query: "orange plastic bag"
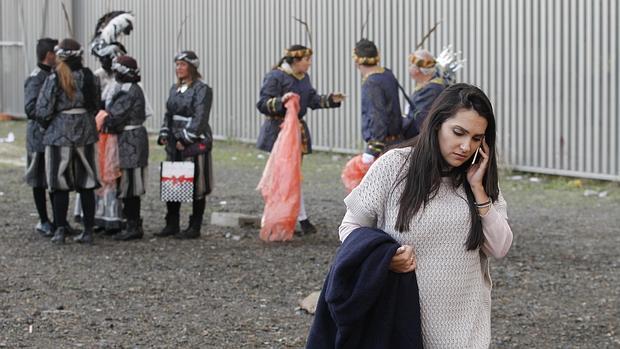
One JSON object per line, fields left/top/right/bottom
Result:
{"left": 341, "top": 154, "right": 371, "bottom": 193}
{"left": 257, "top": 95, "right": 302, "bottom": 242}
{"left": 96, "top": 109, "right": 121, "bottom": 196}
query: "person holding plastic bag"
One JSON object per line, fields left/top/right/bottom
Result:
{"left": 256, "top": 44, "right": 344, "bottom": 235}
{"left": 340, "top": 39, "right": 402, "bottom": 193}
{"left": 156, "top": 51, "right": 213, "bottom": 239}
{"left": 99, "top": 56, "right": 149, "bottom": 241}
{"left": 257, "top": 95, "right": 302, "bottom": 242}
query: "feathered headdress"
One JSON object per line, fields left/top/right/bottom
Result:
{"left": 435, "top": 45, "right": 465, "bottom": 84}
{"left": 90, "top": 11, "right": 135, "bottom": 58}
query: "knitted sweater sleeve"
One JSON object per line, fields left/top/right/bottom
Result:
{"left": 340, "top": 149, "right": 404, "bottom": 241}
{"left": 480, "top": 190, "right": 513, "bottom": 259}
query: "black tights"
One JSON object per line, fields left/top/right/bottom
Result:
{"left": 53, "top": 189, "right": 95, "bottom": 228}
{"left": 32, "top": 188, "right": 53, "bottom": 223}
{"left": 166, "top": 198, "right": 206, "bottom": 217}
{"left": 122, "top": 196, "right": 141, "bottom": 221}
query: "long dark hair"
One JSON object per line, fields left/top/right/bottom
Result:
{"left": 55, "top": 39, "right": 83, "bottom": 100}
{"left": 394, "top": 83, "right": 499, "bottom": 250}
{"left": 273, "top": 44, "right": 307, "bottom": 69}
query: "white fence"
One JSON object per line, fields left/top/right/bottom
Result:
{"left": 1, "top": 0, "right": 618, "bottom": 180}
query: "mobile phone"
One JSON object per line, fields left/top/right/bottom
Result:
{"left": 471, "top": 147, "right": 481, "bottom": 165}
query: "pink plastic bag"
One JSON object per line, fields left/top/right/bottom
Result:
{"left": 341, "top": 154, "right": 371, "bottom": 193}
{"left": 95, "top": 110, "right": 109, "bottom": 132}
{"left": 257, "top": 95, "right": 302, "bottom": 242}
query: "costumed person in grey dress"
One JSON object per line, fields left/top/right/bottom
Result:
{"left": 156, "top": 51, "right": 213, "bottom": 239}
{"left": 100, "top": 56, "right": 149, "bottom": 241}
{"left": 256, "top": 44, "right": 344, "bottom": 234}
{"left": 35, "top": 38, "right": 101, "bottom": 244}
{"left": 339, "top": 84, "right": 513, "bottom": 347}
{"left": 24, "top": 38, "right": 57, "bottom": 237}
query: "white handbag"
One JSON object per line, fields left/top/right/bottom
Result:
{"left": 160, "top": 161, "right": 195, "bottom": 202}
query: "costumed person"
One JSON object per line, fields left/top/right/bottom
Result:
{"left": 99, "top": 56, "right": 149, "bottom": 241}
{"left": 156, "top": 51, "right": 213, "bottom": 239}
{"left": 24, "top": 38, "right": 57, "bottom": 237}
{"left": 35, "top": 39, "right": 101, "bottom": 244}
{"left": 73, "top": 10, "right": 135, "bottom": 232}
{"left": 402, "top": 44, "right": 464, "bottom": 140}
{"left": 256, "top": 43, "right": 344, "bottom": 235}
{"left": 401, "top": 49, "right": 448, "bottom": 140}
{"left": 338, "top": 84, "right": 513, "bottom": 347}
{"left": 352, "top": 39, "right": 402, "bottom": 165}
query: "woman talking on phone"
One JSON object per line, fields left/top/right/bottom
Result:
{"left": 338, "top": 83, "right": 513, "bottom": 347}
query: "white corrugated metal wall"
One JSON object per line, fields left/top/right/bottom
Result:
{"left": 1, "top": 0, "right": 618, "bottom": 180}
{"left": 0, "top": 0, "right": 72, "bottom": 115}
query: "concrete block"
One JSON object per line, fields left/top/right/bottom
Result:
{"left": 211, "top": 212, "right": 261, "bottom": 228}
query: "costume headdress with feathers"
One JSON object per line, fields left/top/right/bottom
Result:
{"left": 409, "top": 21, "right": 466, "bottom": 84}
{"left": 90, "top": 11, "right": 135, "bottom": 59}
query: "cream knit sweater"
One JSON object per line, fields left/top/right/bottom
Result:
{"left": 340, "top": 148, "right": 513, "bottom": 349}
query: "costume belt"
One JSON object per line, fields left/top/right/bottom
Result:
{"left": 173, "top": 115, "right": 192, "bottom": 122}
{"left": 62, "top": 108, "right": 87, "bottom": 114}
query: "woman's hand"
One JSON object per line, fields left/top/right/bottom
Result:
{"left": 176, "top": 141, "right": 185, "bottom": 151}
{"left": 467, "top": 138, "right": 490, "bottom": 189}
{"left": 95, "top": 110, "right": 108, "bottom": 132}
{"left": 282, "top": 92, "right": 296, "bottom": 103}
{"left": 157, "top": 135, "right": 168, "bottom": 146}
{"left": 389, "top": 245, "right": 416, "bottom": 273}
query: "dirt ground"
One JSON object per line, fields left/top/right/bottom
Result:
{"left": 0, "top": 120, "right": 618, "bottom": 348}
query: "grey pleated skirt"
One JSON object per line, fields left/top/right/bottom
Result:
{"left": 45, "top": 144, "right": 100, "bottom": 192}
{"left": 118, "top": 167, "right": 148, "bottom": 198}
{"left": 24, "top": 151, "right": 47, "bottom": 188}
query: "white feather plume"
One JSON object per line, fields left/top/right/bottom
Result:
{"left": 97, "top": 12, "right": 134, "bottom": 44}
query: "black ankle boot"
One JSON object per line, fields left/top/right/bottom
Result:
{"left": 175, "top": 215, "right": 201, "bottom": 239}
{"left": 299, "top": 219, "right": 317, "bottom": 235}
{"left": 114, "top": 219, "right": 143, "bottom": 241}
{"left": 63, "top": 223, "right": 79, "bottom": 236}
{"left": 51, "top": 227, "right": 66, "bottom": 244}
{"left": 74, "top": 227, "right": 94, "bottom": 244}
{"left": 155, "top": 213, "right": 179, "bottom": 237}
{"left": 36, "top": 221, "right": 55, "bottom": 237}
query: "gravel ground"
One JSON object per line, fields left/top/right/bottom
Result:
{"left": 0, "top": 120, "right": 618, "bottom": 348}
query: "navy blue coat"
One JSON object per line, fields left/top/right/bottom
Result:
{"left": 361, "top": 69, "right": 402, "bottom": 156}
{"left": 306, "top": 227, "right": 423, "bottom": 349}
{"left": 256, "top": 67, "right": 340, "bottom": 154}
{"left": 402, "top": 75, "right": 447, "bottom": 139}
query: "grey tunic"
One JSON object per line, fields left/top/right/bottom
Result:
{"left": 35, "top": 69, "right": 100, "bottom": 147}
{"left": 24, "top": 64, "right": 53, "bottom": 153}
{"left": 104, "top": 82, "right": 149, "bottom": 169}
